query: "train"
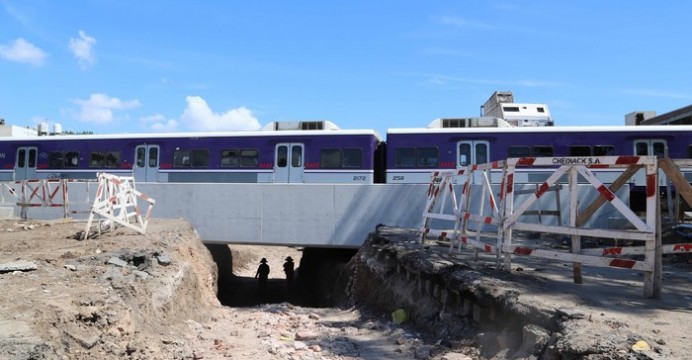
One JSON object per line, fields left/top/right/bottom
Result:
{"left": 1, "top": 117, "right": 691, "bottom": 187}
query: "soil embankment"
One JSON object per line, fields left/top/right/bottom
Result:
{"left": 344, "top": 225, "right": 692, "bottom": 359}
{"left": 1, "top": 218, "right": 690, "bottom": 359}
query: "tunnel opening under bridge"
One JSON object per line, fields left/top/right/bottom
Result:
{"left": 205, "top": 244, "right": 358, "bottom": 307}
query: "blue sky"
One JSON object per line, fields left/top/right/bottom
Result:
{"left": 1, "top": 1, "right": 691, "bottom": 136}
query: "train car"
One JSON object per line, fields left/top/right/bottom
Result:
{"left": 385, "top": 117, "right": 692, "bottom": 185}
{"left": 0, "top": 121, "right": 384, "bottom": 184}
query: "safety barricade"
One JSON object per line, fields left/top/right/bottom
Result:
{"left": 420, "top": 171, "right": 463, "bottom": 243}
{"left": 503, "top": 155, "right": 660, "bottom": 298}
{"left": 420, "top": 161, "right": 507, "bottom": 263}
{"left": 420, "top": 156, "right": 673, "bottom": 298}
{"left": 0, "top": 179, "right": 97, "bottom": 219}
{"left": 82, "top": 173, "right": 155, "bottom": 239}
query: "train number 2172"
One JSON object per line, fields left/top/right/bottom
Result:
{"left": 352, "top": 176, "right": 367, "bottom": 181}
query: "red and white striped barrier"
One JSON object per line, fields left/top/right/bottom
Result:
{"left": 83, "top": 173, "right": 155, "bottom": 239}
{"left": 420, "top": 161, "right": 507, "bottom": 259}
{"left": 0, "top": 179, "right": 98, "bottom": 219}
{"left": 421, "top": 156, "right": 666, "bottom": 298}
{"left": 501, "top": 156, "right": 660, "bottom": 297}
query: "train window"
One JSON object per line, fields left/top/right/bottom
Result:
{"left": 634, "top": 142, "right": 649, "bottom": 156}
{"left": 395, "top": 147, "right": 416, "bottom": 167}
{"left": 105, "top": 151, "right": 120, "bottom": 167}
{"left": 476, "top": 143, "right": 488, "bottom": 164}
{"left": 221, "top": 149, "right": 239, "bottom": 167}
{"left": 174, "top": 149, "right": 208, "bottom": 168}
{"left": 28, "top": 149, "right": 37, "bottom": 168}
{"left": 532, "top": 146, "right": 553, "bottom": 157}
{"left": 65, "top": 151, "right": 79, "bottom": 167}
{"left": 417, "top": 147, "right": 438, "bottom": 167}
{"left": 342, "top": 148, "right": 362, "bottom": 168}
{"left": 503, "top": 106, "right": 520, "bottom": 112}
{"left": 277, "top": 146, "right": 288, "bottom": 167}
{"left": 17, "top": 149, "right": 25, "bottom": 168}
{"left": 634, "top": 140, "right": 667, "bottom": 158}
{"left": 136, "top": 147, "right": 146, "bottom": 168}
{"left": 593, "top": 145, "right": 614, "bottom": 156}
{"left": 688, "top": 145, "right": 692, "bottom": 158}
{"left": 49, "top": 152, "right": 64, "bottom": 168}
{"left": 570, "top": 146, "right": 591, "bottom": 156}
{"left": 320, "top": 149, "right": 341, "bottom": 168}
{"left": 173, "top": 150, "right": 191, "bottom": 168}
{"left": 652, "top": 142, "right": 666, "bottom": 158}
{"left": 148, "top": 147, "right": 158, "bottom": 167}
{"left": 89, "top": 151, "right": 121, "bottom": 168}
{"left": 89, "top": 152, "right": 104, "bottom": 168}
{"left": 458, "top": 143, "right": 471, "bottom": 166}
{"left": 240, "top": 149, "right": 258, "bottom": 167}
{"left": 191, "top": 150, "right": 209, "bottom": 167}
{"left": 508, "top": 146, "right": 530, "bottom": 157}
{"left": 291, "top": 145, "right": 302, "bottom": 167}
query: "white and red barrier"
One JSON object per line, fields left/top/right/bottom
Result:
{"left": 420, "top": 161, "right": 507, "bottom": 261}
{"left": 0, "top": 179, "right": 97, "bottom": 219}
{"left": 83, "top": 173, "right": 155, "bottom": 239}
{"left": 420, "top": 155, "right": 681, "bottom": 298}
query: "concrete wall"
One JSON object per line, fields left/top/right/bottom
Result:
{"left": 136, "top": 183, "right": 428, "bottom": 248}
{"left": 2, "top": 182, "right": 630, "bottom": 248}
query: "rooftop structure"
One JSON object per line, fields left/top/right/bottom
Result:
{"left": 0, "top": 118, "right": 38, "bottom": 137}
{"left": 481, "top": 91, "right": 553, "bottom": 127}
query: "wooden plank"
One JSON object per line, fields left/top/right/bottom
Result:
{"left": 660, "top": 158, "right": 692, "bottom": 207}
{"left": 575, "top": 166, "right": 641, "bottom": 227}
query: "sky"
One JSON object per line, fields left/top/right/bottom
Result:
{"left": 1, "top": 1, "right": 692, "bottom": 137}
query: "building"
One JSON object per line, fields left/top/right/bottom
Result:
{"left": 0, "top": 118, "right": 38, "bottom": 137}
{"left": 636, "top": 105, "right": 692, "bottom": 126}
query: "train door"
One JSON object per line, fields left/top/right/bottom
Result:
{"left": 457, "top": 140, "right": 489, "bottom": 183}
{"left": 14, "top": 147, "right": 38, "bottom": 180}
{"left": 633, "top": 139, "right": 667, "bottom": 158}
{"left": 274, "top": 143, "right": 304, "bottom": 183}
{"left": 634, "top": 139, "right": 668, "bottom": 186}
{"left": 134, "top": 145, "right": 160, "bottom": 182}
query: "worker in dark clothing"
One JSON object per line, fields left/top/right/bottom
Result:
{"left": 255, "top": 258, "right": 270, "bottom": 298}
{"left": 283, "top": 256, "right": 295, "bottom": 290}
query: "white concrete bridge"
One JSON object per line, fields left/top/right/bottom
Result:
{"left": 1, "top": 181, "right": 625, "bottom": 248}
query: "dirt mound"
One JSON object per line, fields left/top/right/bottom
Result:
{"left": 0, "top": 218, "right": 218, "bottom": 359}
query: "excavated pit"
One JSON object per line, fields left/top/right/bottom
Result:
{"left": 204, "top": 235, "right": 562, "bottom": 358}
{"left": 205, "top": 226, "right": 692, "bottom": 359}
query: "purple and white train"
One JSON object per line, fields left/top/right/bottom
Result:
{"left": 0, "top": 121, "right": 384, "bottom": 184}
{"left": 1, "top": 118, "right": 692, "bottom": 187}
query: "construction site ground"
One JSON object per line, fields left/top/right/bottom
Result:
{"left": 0, "top": 217, "right": 690, "bottom": 359}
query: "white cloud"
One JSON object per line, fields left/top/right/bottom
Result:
{"left": 0, "top": 38, "right": 47, "bottom": 66}
{"left": 69, "top": 30, "right": 96, "bottom": 69}
{"left": 141, "top": 114, "right": 179, "bottom": 132}
{"left": 72, "top": 93, "right": 141, "bottom": 124}
{"left": 180, "top": 96, "right": 261, "bottom": 131}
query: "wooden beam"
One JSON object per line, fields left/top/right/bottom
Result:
{"left": 659, "top": 158, "right": 692, "bottom": 208}
{"left": 576, "top": 166, "right": 641, "bottom": 227}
